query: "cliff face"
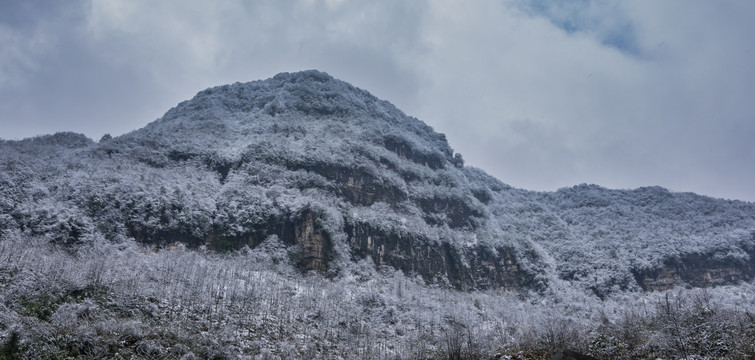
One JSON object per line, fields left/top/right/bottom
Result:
{"left": 633, "top": 250, "right": 755, "bottom": 291}
{"left": 1, "top": 70, "right": 754, "bottom": 296}
{"left": 205, "top": 208, "right": 330, "bottom": 272}
{"left": 346, "top": 222, "right": 533, "bottom": 291}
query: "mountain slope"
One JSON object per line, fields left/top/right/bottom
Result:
{"left": 1, "top": 70, "right": 754, "bottom": 297}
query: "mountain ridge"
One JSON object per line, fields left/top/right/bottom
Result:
{"left": 1, "top": 70, "right": 754, "bottom": 297}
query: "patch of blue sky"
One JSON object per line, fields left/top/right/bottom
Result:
{"left": 517, "top": 0, "right": 643, "bottom": 56}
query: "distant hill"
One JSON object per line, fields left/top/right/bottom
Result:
{"left": 2, "top": 70, "right": 754, "bottom": 298}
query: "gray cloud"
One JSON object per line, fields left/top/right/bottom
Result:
{"left": 414, "top": 1, "right": 755, "bottom": 201}
{"left": 1, "top": 0, "right": 754, "bottom": 202}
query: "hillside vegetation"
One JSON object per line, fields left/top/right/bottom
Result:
{"left": 1, "top": 236, "right": 755, "bottom": 359}
{"left": 1, "top": 70, "right": 755, "bottom": 358}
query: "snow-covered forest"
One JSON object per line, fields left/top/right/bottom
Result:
{"left": 1, "top": 236, "right": 755, "bottom": 359}
{"left": 1, "top": 70, "right": 755, "bottom": 358}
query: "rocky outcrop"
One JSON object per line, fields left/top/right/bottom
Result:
{"left": 383, "top": 135, "right": 446, "bottom": 170}
{"left": 416, "top": 196, "right": 483, "bottom": 229}
{"left": 303, "top": 164, "right": 407, "bottom": 206}
{"left": 345, "top": 222, "right": 534, "bottom": 291}
{"left": 633, "top": 251, "right": 755, "bottom": 291}
{"left": 206, "top": 209, "right": 330, "bottom": 272}
{"left": 294, "top": 211, "right": 329, "bottom": 272}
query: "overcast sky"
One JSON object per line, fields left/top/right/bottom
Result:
{"left": 1, "top": 0, "right": 754, "bottom": 202}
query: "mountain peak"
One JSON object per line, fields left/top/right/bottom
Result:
{"left": 140, "top": 71, "right": 455, "bottom": 169}
{"left": 271, "top": 69, "right": 336, "bottom": 83}
{"left": 162, "top": 69, "right": 386, "bottom": 121}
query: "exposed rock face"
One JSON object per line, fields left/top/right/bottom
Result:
{"left": 633, "top": 251, "right": 755, "bottom": 291}
{"left": 294, "top": 211, "right": 329, "bottom": 272}
{"left": 416, "top": 196, "right": 483, "bottom": 229}
{"left": 304, "top": 164, "right": 407, "bottom": 206}
{"left": 383, "top": 134, "right": 445, "bottom": 170}
{"left": 345, "top": 222, "right": 532, "bottom": 291}
{"left": 204, "top": 209, "right": 330, "bottom": 272}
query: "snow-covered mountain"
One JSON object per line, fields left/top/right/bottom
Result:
{"left": 2, "top": 70, "right": 754, "bottom": 297}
